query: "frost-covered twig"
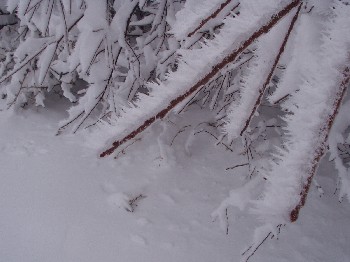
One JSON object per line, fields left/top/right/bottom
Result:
{"left": 226, "top": 163, "right": 249, "bottom": 170}
{"left": 252, "top": 1, "right": 350, "bottom": 223}
{"left": 114, "top": 137, "right": 142, "bottom": 159}
{"left": 241, "top": 232, "right": 272, "bottom": 262}
{"left": 290, "top": 64, "right": 349, "bottom": 222}
{"left": 170, "top": 124, "right": 191, "bottom": 146}
{"left": 100, "top": 0, "right": 301, "bottom": 157}
{"left": 187, "top": 0, "right": 239, "bottom": 38}
{"left": 225, "top": 3, "right": 302, "bottom": 138}
{"left": 241, "top": 223, "right": 285, "bottom": 262}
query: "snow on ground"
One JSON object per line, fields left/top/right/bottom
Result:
{"left": 0, "top": 98, "right": 349, "bottom": 262}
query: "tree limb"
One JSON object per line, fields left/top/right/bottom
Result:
{"left": 290, "top": 64, "right": 350, "bottom": 222}
{"left": 100, "top": 0, "right": 301, "bottom": 157}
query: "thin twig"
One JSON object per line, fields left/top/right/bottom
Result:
{"left": 226, "top": 163, "right": 249, "bottom": 170}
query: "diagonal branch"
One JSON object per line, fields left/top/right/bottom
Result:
{"left": 239, "top": 3, "right": 302, "bottom": 136}
{"left": 187, "top": 0, "right": 239, "bottom": 37}
{"left": 100, "top": 0, "right": 301, "bottom": 157}
{"left": 290, "top": 65, "right": 350, "bottom": 222}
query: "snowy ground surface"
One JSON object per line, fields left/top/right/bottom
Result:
{"left": 0, "top": 98, "right": 349, "bottom": 262}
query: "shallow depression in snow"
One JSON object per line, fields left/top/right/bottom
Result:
{"left": 0, "top": 105, "right": 349, "bottom": 262}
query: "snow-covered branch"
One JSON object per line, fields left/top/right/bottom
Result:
{"left": 100, "top": 0, "right": 301, "bottom": 157}
{"left": 252, "top": 2, "right": 350, "bottom": 224}
{"left": 224, "top": 3, "right": 301, "bottom": 139}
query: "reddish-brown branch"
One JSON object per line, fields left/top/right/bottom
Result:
{"left": 187, "top": 0, "right": 239, "bottom": 37}
{"left": 100, "top": 0, "right": 301, "bottom": 158}
{"left": 290, "top": 65, "right": 350, "bottom": 222}
{"left": 239, "top": 3, "right": 302, "bottom": 136}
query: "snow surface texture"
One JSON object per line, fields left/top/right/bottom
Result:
{"left": 0, "top": 98, "right": 349, "bottom": 262}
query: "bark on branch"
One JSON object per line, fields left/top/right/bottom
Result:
{"left": 100, "top": 0, "right": 301, "bottom": 158}
{"left": 290, "top": 64, "right": 350, "bottom": 222}
{"left": 239, "top": 3, "right": 302, "bottom": 136}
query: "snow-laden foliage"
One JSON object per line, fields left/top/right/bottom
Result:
{"left": 0, "top": 7, "right": 17, "bottom": 98}
{"left": 1, "top": 0, "right": 350, "bottom": 260}
{"left": 0, "top": 0, "right": 182, "bottom": 132}
{"left": 96, "top": 0, "right": 297, "bottom": 155}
